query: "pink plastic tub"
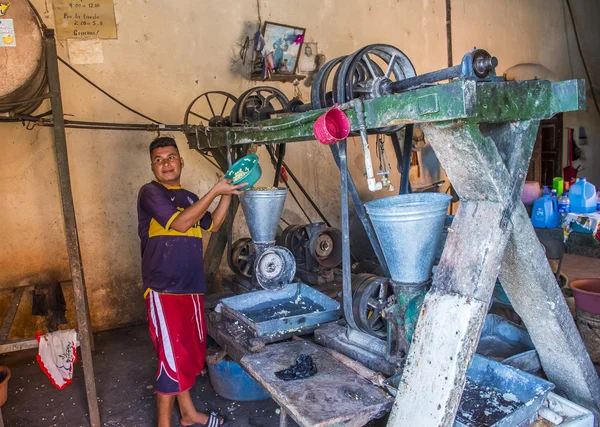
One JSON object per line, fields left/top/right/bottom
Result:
{"left": 570, "top": 279, "right": 600, "bottom": 315}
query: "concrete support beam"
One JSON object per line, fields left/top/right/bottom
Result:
{"left": 390, "top": 118, "right": 600, "bottom": 425}
{"left": 499, "top": 203, "right": 600, "bottom": 413}
{"left": 389, "top": 120, "right": 536, "bottom": 426}
{"left": 388, "top": 292, "right": 488, "bottom": 426}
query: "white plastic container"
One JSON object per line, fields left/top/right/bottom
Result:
{"left": 536, "top": 392, "right": 595, "bottom": 426}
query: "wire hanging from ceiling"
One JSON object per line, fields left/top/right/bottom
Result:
{"left": 565, "top": 0, "right": 600, "bottom": 117}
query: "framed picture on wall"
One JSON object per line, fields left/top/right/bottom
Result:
{"left": 262, "top": 21, "right": 305, "bottom": 74}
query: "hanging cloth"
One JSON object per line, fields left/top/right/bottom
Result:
{"left": 36, "top": 329, "right": 79, "bottom": 389}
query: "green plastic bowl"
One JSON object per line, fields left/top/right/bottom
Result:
{"left": 224, "top": 154, "right": 261, "bottom": 190}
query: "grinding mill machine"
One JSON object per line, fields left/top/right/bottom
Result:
{"left": 238, "top": 188, "right": 296, "bottom": 291}
{"left": 186, "top": 43, "right": 600, "bottom": 423}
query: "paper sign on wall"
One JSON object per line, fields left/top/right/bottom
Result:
{"left": 53, "top": 0, "right": 117, "bottom": 40}
{"left": 0, "top": 19, "right": 16, "bottom": 47}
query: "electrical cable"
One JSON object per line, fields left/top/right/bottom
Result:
{"left": 56, "top": 57, "right": 162, "bottom": 123}
{"left": 265, "top": 145, "right": 312, "bottom": 223}
{"left": 565, "top": 0, "right": 600, "bottom": 117}
{"left": 0, "top": 94, "right": 50, "bottom": 108}
{"left": 27, "top": 0, "right": 46, "bottom": 30}
{"left": 27, "top": 1, "right": 165, "bottom": 127}
{"left": 199, "top": 153, "right": 222, "bottom": 171}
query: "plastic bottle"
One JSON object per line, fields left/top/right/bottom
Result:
{"left": 548, "top": 190, "right": 559, "bottom": 227}
{"left": 532, "top": 194, "right": 554, "bottom": 228}
{"left": 558, "top": 192, "right": 570, "bottom": 225}
{"left": 569, "top": 177, "right": 597, "bottom": 214}
{"left": 542, "top": 185, "right": 550, "bottom": 196}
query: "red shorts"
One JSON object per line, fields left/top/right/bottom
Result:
{"left": 146, "top": 290, "right": 207, "bottom": 395}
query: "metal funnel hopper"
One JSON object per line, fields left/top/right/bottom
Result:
{"left": 364, "top": 193, "right": 451, "bottom": 284}
{"left": 240, "top": 188, "right": 288, "bottom": 245}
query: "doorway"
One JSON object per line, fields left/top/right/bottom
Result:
{"left": 527, "top": 113, "right": 563, "bottom": 186}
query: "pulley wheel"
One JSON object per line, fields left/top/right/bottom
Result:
{"left": 230, "top": 86, "right": 290, "bottom": 124}
{"left": 228, "top": 238, "right": 255, "bottom": 279}
{"left": 310, "top": 56, "right": 346, "bottom": 110}
{"left": 352, "top": 274, "right": 393, "bottom": 339}
{"left": 335, "top": 44, "right": 416, "bottom": 103}
{"left": 255, "top": 246, "right": 296, "bottom": 291}
{"left": 183, "top": 91, "right": 237, "bottom": 126}
{"left": 337, "top": 44, "right": 416, "bottom": 134}
{"left": 277, "top": 224, "right": 309, "bottom": 262}
{"left": 309, "top": 227, "right": 342, "bottom": 268}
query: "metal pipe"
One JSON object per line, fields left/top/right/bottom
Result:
{"left": 387, "top": 65, "right": 462, "bottom": 93}
{"left": 329, "top": 145, "right": 390, "bottom": 277}
{"left": 446, "top": 0, "right": 453, "bottom": 69}
{"left": 339, "top": 139, "right": 358, "bottom": 330}
{"left": 400, "top": 125, "right": 414, "bottom": 194}
{"left": 226, "top": 142, "right": 234, "bottom": 277}
{"left": 45, "top": 29, "right": 100, "bottom": 427}
{"left": 390, "top": 132, "right": 403, "bottom": 173}
{"left": 353, "top": 100, "right": 383, "bottom": 192}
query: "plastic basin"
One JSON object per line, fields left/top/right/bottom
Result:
{"left": 207, "top": 358, "right": 269, "bottom": 401}
{"left": 570, "top": 278, "right": 600, "bottom": 315}
{"left": 0, "top": 365, "right": 10, "bottom": 407}
{"left": 224, "top": 154, "right": 262, "bottom": 190}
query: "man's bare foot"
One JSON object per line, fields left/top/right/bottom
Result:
{"left": 180, "top": 411, "right": 223, "bottom": 426}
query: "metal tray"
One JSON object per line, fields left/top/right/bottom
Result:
{"left": 219, "top": 282, "right": 341, "bottom": 340}
{"left": 476, "top": 314, "right": 534, "bottom": 360}
{"left": 455, "top": 354, "right": 555, "bottom": 427}
{"left": 383, "top": 354, "right": 554, "bottom": 427}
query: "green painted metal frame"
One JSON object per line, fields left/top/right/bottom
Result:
{"left": 186, "top": 79, "right": 585, "bottom": 150}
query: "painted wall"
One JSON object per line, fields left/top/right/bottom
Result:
{"left": 1, "top": 0, "right": 597, "bottom": 338}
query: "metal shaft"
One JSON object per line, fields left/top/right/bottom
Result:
{"left": 338, "top": 139, "right": 358, "bottom": 330}
{"left": 400, "top": 125, "right": 413, "bottom": 195}
{"left": 45, "top": 29, "right": 100, "bottom": 427}
{"left": 273, "top": 144, "right": 286, "bottom": 187}
{"left": 388, "top": 65, "right": 462, "bottom": 93}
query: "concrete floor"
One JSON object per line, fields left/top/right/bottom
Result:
{"left": 0, "top": 324, "right": 297, "bottom": 427}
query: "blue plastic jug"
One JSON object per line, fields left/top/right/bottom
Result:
{"left": 569, "top": 178, "right": 597, "bottom": 214}
{"left": 532, "top": 194, "right": 558, "bottom": 228}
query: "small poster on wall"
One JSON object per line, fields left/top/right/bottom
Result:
{"left": 53, "top": 0, "right": 117, "bottom": 40}
{"left": 0, "top": 18, "right": 16, "bottom": 47}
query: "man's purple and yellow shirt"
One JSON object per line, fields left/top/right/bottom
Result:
{"left": 137, "top": 181, "right": 213, "bottom": 295}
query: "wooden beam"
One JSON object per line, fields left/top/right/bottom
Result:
{"left": 0, "top": 289, "right": 24, "bottom": 344}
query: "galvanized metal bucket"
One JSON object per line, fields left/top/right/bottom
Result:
{"left": 240, "top": 188, "right": 287, "bottom": 244}
{"left": 364, "top": 193, "right": 451, "bottom": 284}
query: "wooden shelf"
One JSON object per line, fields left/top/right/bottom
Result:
{"left": 250, "top": 72, "right": 306, "bottom": 83}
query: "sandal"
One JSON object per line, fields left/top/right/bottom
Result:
{"left": 180, "top": 411, "right": 225, "bottom": 427}
{"left": 203, "top": 411, "right": 225, "bottom": 427}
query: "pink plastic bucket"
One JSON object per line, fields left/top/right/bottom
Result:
{"left": 570, "top": 279, "right": 600, "bottom": 316}
{"left": 313, "top": 105, "right": 350, "bottom": 145}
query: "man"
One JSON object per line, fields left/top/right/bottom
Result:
{"left": 137, "top": 136, "right": 244, "bottom": 427}
{"left": 273, "top": 32, "right": 289, "bottom": 71}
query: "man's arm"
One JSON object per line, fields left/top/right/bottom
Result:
{"left": 170, "top": 180, "right": 245, "bottom": 233}
{"left": 210, "top": 193, "right": 236, "bottom": 232}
